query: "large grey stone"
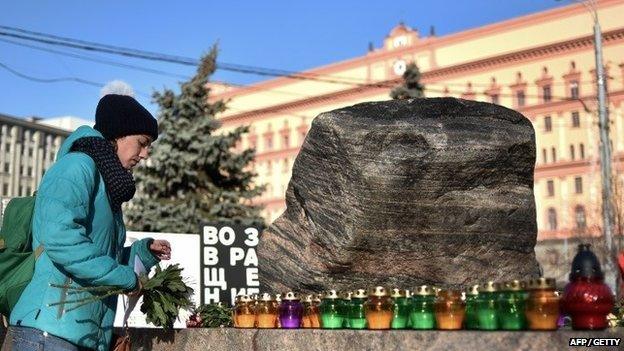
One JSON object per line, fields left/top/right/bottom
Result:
{"left": 258, "top": 98, "right": 541, "bottom": 293}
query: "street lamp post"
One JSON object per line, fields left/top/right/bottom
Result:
{"left": 576, "top": 0, "right": 617, "bottom": 285}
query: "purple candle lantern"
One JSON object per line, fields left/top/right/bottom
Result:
{"left": 279, "top": 291, "right": 304, "bottom": 328}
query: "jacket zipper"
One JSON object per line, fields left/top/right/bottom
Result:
{"left": 56, "top": 277, "right": 72, "bottom": 319}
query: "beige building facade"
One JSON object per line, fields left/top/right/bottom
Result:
{"left": 0, "top": 113, "right": 68, "bottom": 199}
{"left": 214, "top": 0, "right": 624, "bottom": 271}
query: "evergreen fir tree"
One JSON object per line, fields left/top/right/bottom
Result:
{"left": 127, "top": 46, "right": 265, "bottom": 233}
{"left": 390, "top": 62, "right": 425, "bottom": 100}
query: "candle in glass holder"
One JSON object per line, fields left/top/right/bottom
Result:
{"left": 391, "top": 288, "right": 410, "bottom": 329}
{"left": 464, "top": 285, "right": 479, "bottom": 330}
{"left": 525, "top": 278, "right": 559, "bottom": 330}
{"left": 498, "top": 280, "right": 528, "bottom": 330}
{"left": 340, "top": 291, "right": 352, "bottom": 328}
{"left": 255, "top": 293, "right": 278, "bottom": 329}
{"left": 347, "top": 289, "right": 368, "bottom": 329}
{"left": 561, "top": 244, "right": 615, "bottom": 330}
{"left": 476, "top": 281, "right": 500, "bottom": 330}
{"left": 434, "top": 289, "right": 465, "bottom": 330}
{"left": 233, "top": 295, "right": 256, "bottom": 328}
{"left": 302, "top": 294, "right": 321, "bottom": 328}
{"left": 279, "top": 292, "right": 303, "bottom": 329}
{"left": 365, "top": 286, "right": 393, "bottom": 330}
{"left": 409, "top": 285, "right": 436, "bottom": 330}
{"left": 319, "top": 290, "right": 345, "bottom": 329}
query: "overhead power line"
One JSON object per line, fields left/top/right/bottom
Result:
{"left": 0, "top": 61, "right": 150, "bottom": 97}
{"left": 0, "top": 38, "right": 191, "bottom": 79}
{"left": 0, "top": 25, "right": 380, "bottom": 87}
{"left": 0, "top": 61, "right": 101, "bottom": 87}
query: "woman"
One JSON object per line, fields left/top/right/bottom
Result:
{"left": 8, "top": 94, "right": 171, "bottom": 351}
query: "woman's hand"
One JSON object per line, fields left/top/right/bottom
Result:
{"left": 149, "top": 239, "right": 171, "bottom": 261}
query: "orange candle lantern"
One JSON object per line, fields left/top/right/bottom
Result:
{"left": 256, "top": 293, "right": 279, "bottom": 328}
{"left": 233, "top": 295, "right": 256, "bottom": 328}
{"left": 525, "top": 278, "right": 559, "bottom": 330}
{"left": 434, "top": 290, "right": 465, "bottom": 330}
{"left": 302, "top": 294, "right": 321, "bottom": 328}
{"left": 364, "top": 286, "right": 393, "bottom": 330}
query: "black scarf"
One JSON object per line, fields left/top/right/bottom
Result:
{"left": 71, "top": 137, "right": 136, "bottom": 212}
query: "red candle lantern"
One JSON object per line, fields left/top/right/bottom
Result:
{"left": 561, "top": 244, "right": 615, "bottom": 330}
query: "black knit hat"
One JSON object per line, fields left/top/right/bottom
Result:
{"left": 94, "top": 94, "right": 158, "bottom": 141}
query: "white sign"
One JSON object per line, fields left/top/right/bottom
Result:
{"left": 113, "top": 231, "right": 201, "bottom": 329}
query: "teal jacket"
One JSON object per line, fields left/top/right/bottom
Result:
{"left": 10, "top": 126, "right": 159, "bottom": 351}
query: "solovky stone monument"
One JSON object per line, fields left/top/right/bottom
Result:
{"left": 258, "top": 98, "right": 541, "bottom": 293}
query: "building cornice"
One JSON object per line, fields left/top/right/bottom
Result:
{"left": 218, "top": 28, "right": 624, "bottom": 127}
{"left": 0, "top": 113, "right": 71, "bottom": 136}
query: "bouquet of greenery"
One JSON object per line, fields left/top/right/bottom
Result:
{"left": 51, "top": 264, "right": 193, "bottom": 329}
{"left": 186, "top": 303, "right": 233, "bottom": 328}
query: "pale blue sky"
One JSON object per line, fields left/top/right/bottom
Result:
{"left": 0, "top": 1, "right": 568, "bottom": 120}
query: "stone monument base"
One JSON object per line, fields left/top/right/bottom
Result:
{"left": 5, "top": 326, "right": 620, "bottom": 351}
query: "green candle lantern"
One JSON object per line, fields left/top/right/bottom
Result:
{"left": 347, "top": 289, "right": 368, "bottom": 329}
{"left": 390, "top": 288, "right": 410, "bottom": 329}
{"left": 319, "top": 290, "right": 345, "bottom": 329}
{"left": 409, "top": 285, "right": 436, "bottom": 330}
{"left": 498, "top": 280, "right": 528, "bottom": 330}
{"left": 476, "top": 281, "right": 500, "bottom": 330}
{"left": 464, "top": 284, "right": 480, "bottom": 330}
{"left": 340, "top": 291, "right": 352, "bottom": 328}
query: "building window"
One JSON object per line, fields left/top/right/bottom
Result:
{"left": 543, "top": 85, "right": 552, "bottom": 103}
{"left": 547, "top": 208, "right": 558, "bottom": 230}
{"left": 547, "top": 180, "right": 555, "bottom": 197}
{"left": 265, "top": 137, "right": 273, "bottom": 150}
{"left": 491, "top": 94, "right": 499, "bottom": 104}
{"left": 551, "top": 147, "right": 557, "bottom": 163}
{"left": 580, "top": 143, "right": 585, "bottom": 159}
{"left": 516, "top": 91, "right": 525, "bottom": 107}
{"left": 542, "top": 148, "right": 548, "bottom": 164}
{"left": 544, "top": 116, "right": 552, "bottom": 132}
{"left": 282, "top": 158, "right": 289, "bottom": 173}
{"left": 3, "top": 163, "right": 8, "bottom": 173}
{"left": 570, "top": 81, "right": 579, "bottom": 99}
{"left": 19, "top": 166, "right": 23, "bottom": 175}
{"left": 283, "top": 135, "right": 290, "bottom": 149}
{"left": 27, "top": 166, "right": 32, "bottom": 176}
{"left": 2, "top": 183, "right": 7, "bottom": 195}
{"left": 6, "top": 143, "right": 10, "bottom": 152}
{"left": 570, "top": 145, "right": 576, "bottom": 160}
{"left": 571, "top": 111, "right": 580, "bottom": 128}
{"left": 575, "top": 205, "right": 586, "bottom": 229}
{"left": 26, "top": 187, "right": 31, "bottom": 195}
{"left": 28, "top": 148, "right": 33, "bottom": 157}
{"left": 575, "top": 176, "right": 583, "bottom": 194}
{"left": 19, "top": 186, "right": 23, "bottom": 196}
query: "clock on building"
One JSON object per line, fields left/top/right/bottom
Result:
{"left": 393, "top": 59, "right": 407, "bottom": 76}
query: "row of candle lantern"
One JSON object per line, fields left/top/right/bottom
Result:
{"left": 233, "top": 278, "right": 565, "bottom": 330}
{"left": 231, "top": 244, "right": 614, "bottom": 331}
